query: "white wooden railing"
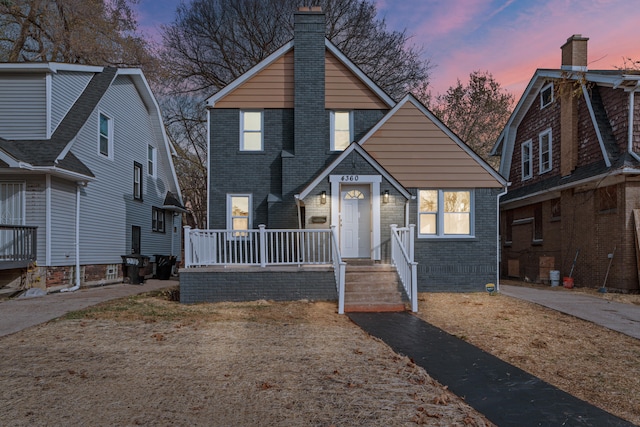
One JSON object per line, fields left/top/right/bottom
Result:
{"left": 184, "top": 225, "right": 346, "bottom": 312}
{"left": 390, "top": 224, "right": 418, "bottom": 312}
{"left": 330, "top": 225, "right": 346, "bottom": 314}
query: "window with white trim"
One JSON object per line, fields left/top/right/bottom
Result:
{"left": 0, "top": 182, "right": 25, "bottom": 225}
{"left": 152, "top": 207, "right": 165, "bottom": 233}
{"left": 418, "top": 190, "right": 474, "bottom": 238}
{"left": 98, "top": 112, "right": 113, "bottom": 158}
{"left": 539, "top": 129, "right": 552, "bottom": 174}
{"left": 521, "top": 140, "right": 533, "bottom": 180}
{"left": 330, "top": 111, "right": 352, "bottom": 151}
{"left": 240, "top": 111, "right": 263, "bottom": 151}
{"left": 133, "top": 162, "right": 143, "bottom": 200}
{"left": 148, "top": 145, "right": 156, "bottom": 177}
{"left": 540, "top": 83, "right": 553, "bottom": 109}
{"left": 227, "top": 194, "right": 252, "bottom": 237}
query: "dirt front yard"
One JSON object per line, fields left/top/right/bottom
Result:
{"left": 0, "top": 294, "right": 491, "bottom": 427}
{"left": 0, "top": 284, "right": 638, "bottom": 426}
{"left": 416, "top": 285, "right": 640, "bottom": 425}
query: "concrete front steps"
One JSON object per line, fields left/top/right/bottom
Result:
{"left": 343, "top": 262, "right": 406, "bottom": 312}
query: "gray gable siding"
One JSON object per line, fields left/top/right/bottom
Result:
{"left": 50, "top": 71, "right": 93, "bottom": 136}
{"left": 68, "top": 75, "right": 175, "bottom": 264}
{"left": 0, "top": 73, "right": 47, "bottom": 139}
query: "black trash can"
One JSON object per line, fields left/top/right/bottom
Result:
{"left": 122, "top": 254, "right": 149, "bottom": 284}
{"left": 155, "top": 255, "right": 176, "bottom": 280}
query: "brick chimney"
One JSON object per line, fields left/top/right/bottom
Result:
{"left": 559, "top": 35, "right": 588, "bottom": 176}
{"left": 283, "top": 7, "right": 325, "bottom": 196}
{"left": 561, "top": 34, "right": 589, "bottom": 72}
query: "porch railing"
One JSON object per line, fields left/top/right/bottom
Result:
{"left": 330, "top": 225, "right": 346, "bottom": 314}
{"left": 0, "top": 225, "right": 38, "bottom": 265}
{"left": 390, "top": 224, "right": 418, "bottom": 312}
{"left": 184, "top": 225, "right": 340, "bottom": 267}
{"left": 184, "top": 225, "right": 346, "bottom": 311}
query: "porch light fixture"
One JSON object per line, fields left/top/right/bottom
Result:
{"left": 320, "top": 191, "right": 327, "bottom": 204}
{"left": 383, "top": 190, "right": 389, "bottom": 203}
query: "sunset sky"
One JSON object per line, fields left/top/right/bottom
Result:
{"left": 135, "top": 0, "right": 640, "bottom": 99}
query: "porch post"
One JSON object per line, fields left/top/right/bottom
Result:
{"left": 409, "top": 224, "right": 418, "bottom": 312}
{"left": 259, "top": 224, "right": 266, "bottom": 267}
{"left": 183, "top": 226, "right": 191, "bottom": 267}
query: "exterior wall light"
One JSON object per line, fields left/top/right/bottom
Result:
{"left": 383, "top": 190, "right": 389, "bottom": 203}
{"left": 321, "top": 191, "right": 327, "bottom": 204}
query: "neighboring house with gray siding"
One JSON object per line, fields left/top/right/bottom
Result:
{"left": 0, "top": 63, "right": 183, "bottom": 291}
{"left": 182, "top": 8, "right": 506, "bottom": 310}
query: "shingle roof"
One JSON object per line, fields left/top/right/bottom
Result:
{"left": 0, "top": 67, "right": 118, "bottom": 177}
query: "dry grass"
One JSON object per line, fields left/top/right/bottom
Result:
{"left": 415, "top": 288, "right": 640, "bottom": 425}
{"left": 0, "top": 291, "right": 492, "bottom": 427}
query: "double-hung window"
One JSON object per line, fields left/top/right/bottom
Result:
{"left": 99, "top": 112, "right": 113, "bottom": 158}
{"left": 331, "top": 111, "right": 352, "bottom": 151}
{"left": 539, "top": 129, "right": 552, "bottom": 174}
{"left": 227, "top": 194, "right": 251, "bottom": 237}
{"left": 240, "top": 111, "right": 263, "bottom": 151}
{"left": 148, "top": 145, "right": 156, "bottom": 177}
{"left": 521, "top": 140, "right": 533, "bottom": 180}
{"left": 133, "top": 162, "right": 143, "bottom": 200}
{"left": 152, "top": 207, "right": 165, "bottom": 233}
{"left": 418, "top": 190, "right": 473, "bottom": 238}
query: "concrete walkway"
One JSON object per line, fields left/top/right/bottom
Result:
{"left": 0, "top": 280, "right": 177, "bottom": 338}
{"left": 500, "top": 284, "right": 640, "bottom": 339}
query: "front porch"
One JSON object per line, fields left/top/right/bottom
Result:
{"left": 0, "top": 225, "right": 37, "bottom": 270}
{"left": 181, "top": 225, "right": 418, "bottom": 313}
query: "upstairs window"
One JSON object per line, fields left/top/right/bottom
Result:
{"left": 148, "top": 145, "right": 156, "bottom": 177}
{"left": 331, "top": 111, "right": 352, "bottom": 151}
{"left": 227, "top": 194, "right": 252, "bottom": 237}
{"left": 133, "top": 162, "right": 143, "bottom": 200}
{"left": 152, "top": 207, "right": 165, "bottom": 233}
{"left": 540, "top": 83, "right": 553, "bottom": 109}
{"left": 521, "top": 140, "right": 533, "bottom": 181}
{"left": 240, "top": 111, "right": 263, "bottom": 151}
{"left": 99, "top": 113, "right": 113, "bottom": 158}
{"left": 539, "top": 129, "right": 552, "bottom": 174}
{"left": 418, "top": 190, "right": 473, "bottom": 238}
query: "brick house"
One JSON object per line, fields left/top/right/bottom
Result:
{"left": 181, "top": 8, "right": 507, "bottom": 311}
{"left": 492, "top": 35, "right": 640, "bottom": 292}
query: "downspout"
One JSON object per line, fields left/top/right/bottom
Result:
{"left": 496, "top": 186, "right": 509, "bottom": 292}
{"left": 404, "top": 195, "right": 416, "bottom": 227}
{"left": 628, "top": 88, "right": 640, "bottom": 161}
{"left": 294, "top": 195, "right": 302, "bottom": 229}
{"left": 62, "top": 182, "right": 83, "bottom": 292}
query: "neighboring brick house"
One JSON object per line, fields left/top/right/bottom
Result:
{"left": 181, "top": 8, "right": 506, "bottom": 308}
{"left": 0, "top": 63, "right": 184, "bottom": 291}
{"left": 492, "top": 35, "right": 640, "bottom": 292}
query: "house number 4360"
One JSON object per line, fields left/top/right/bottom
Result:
{"left": 341, "top": 175, "right": 359, "bottom": 182}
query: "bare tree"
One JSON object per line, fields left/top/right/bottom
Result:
{"left": 0, "top": 0, "right": 155, "bottom": 70}
{"left": 162, "top": 0, "right": 431, "bottom": 99}
{"left": 160, "top": 0, "right": 433, "bottom": 227}
{"left": 431, "top": 71, "right": 514, "bottom": 169}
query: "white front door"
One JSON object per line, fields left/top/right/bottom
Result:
{"left": 340, "top": 185, "right": 371, "bottom": 258}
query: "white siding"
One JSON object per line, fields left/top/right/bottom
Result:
{"left": 51, "top": 71, "right": 93, "bottom": 135}
{"left": 0, "top": 74, "right": 47, "bottom": 139}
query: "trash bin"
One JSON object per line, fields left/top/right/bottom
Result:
{"left": 121, "top": 254, "right": 149, "bottom": 284}
{"left": 155, "top": 255, "right": 176, "bottom": 280}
